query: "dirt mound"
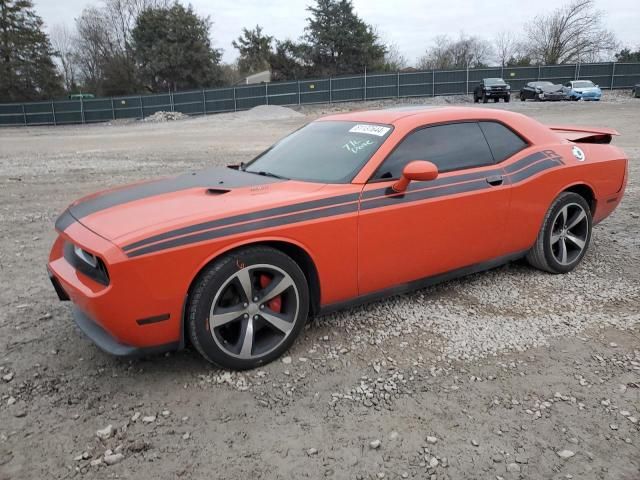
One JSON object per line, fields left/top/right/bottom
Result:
{"left": 238, "top": 105, "right": 304, "bottom": 120}
{"left": 143, "top": 111, "right": 187, "bottom": 122}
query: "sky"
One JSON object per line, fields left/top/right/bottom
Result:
{"left": 34, "top": 0, "right": 639, "bottom": 64}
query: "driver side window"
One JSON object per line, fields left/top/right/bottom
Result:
{"left": 373, "top": 122, "right": 495, "bottom": 180}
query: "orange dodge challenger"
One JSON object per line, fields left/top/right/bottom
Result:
{"left": 48, "top": 107, "right": 628, "bottom": 369}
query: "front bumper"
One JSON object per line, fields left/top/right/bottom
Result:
{"left": 71, "top": 305, "right": 177, "bottom": 357}
{"left": 485, "top": 90, "right": 510, "bottom": 97}
{"left": 48, "top": 222, "right": 184, "bottom": 357}
{"left": 539, "top": 92, "right": 566, "bottom": 101}
{"left": 571, "top": 91, "right": 602, "bottom": 100}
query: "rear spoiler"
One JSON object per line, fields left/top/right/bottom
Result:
{"left": 548, "top": 124, "right": 620, "bottom": 144}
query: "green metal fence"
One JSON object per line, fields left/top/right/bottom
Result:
{"left": 1, "top": 62, "right": 638, "bottom": 127}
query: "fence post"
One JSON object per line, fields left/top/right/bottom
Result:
{"left": 80, "top": 96, "right": 85, "bottom": 124}
{"left": 397, "top": 71, "right": 400, "bottom": 98}
{"left": 611, "top": 62, "right": 616, "bottom": 89}
{"left": 265, "top": 83, "right": 269, "bottom": 105}
{"left": 110, "top": 98, "right": 115, "bottom": 120}
{"left": 22, "top": 104, "right": 27, "bottom": 126}
{"left": 577, "top": 62, "right": 581, "bottom": 79}
{"left": 233, "top": 87, "right": 237, "bottom": 111}
{"left": 202, "top": 89, "right": 206, "bottom": 115}
{"left": 537, "top": 65, "right": 541, "bottom": 81}
{"left": 363, "top": 67, "right": 367, "bottom": 101}
{"left": 51, "top": 101, "right": 57, "bottom": 126}
{"left": 169, "top": 90, "right": 174, "bottom": 112}
{"left": 329, "top": 77, "right": 332, "bottom": 103}
{"left": 500, "top": 65, "right": 504, "bottom": 80}
{"left": 297, "top": 80, "right": 301, "bottom": 105}
{"left": 139, "top": 96, "right": 144, "bottom": 119}
{"left": 466, "top": 65, "right": 469, "bottom": 95}
{"left": 574, "top": 63, "right": 578, "bottom": 80}
{"left": 432, "top": 70, "right": 435, "bottom": 97}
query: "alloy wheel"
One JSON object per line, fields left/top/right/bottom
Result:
{"left": 550, "top": 203, "right": 589, "bottom": 265}
{"left": 209, "top": 264, "right": 299, "bottom": 360}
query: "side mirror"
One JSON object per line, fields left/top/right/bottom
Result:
{"left": 392, "top": 161, "right": 439, "bottom": 193}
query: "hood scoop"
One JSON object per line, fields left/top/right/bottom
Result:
{"left": 206, "top": 188, "right": 231, "bottom": 195}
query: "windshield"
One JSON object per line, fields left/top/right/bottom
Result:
{"left": 573, "top": 81, "right": 595, "bottom": 88}
{"left": 244, "top": 121, "right": 393, "bottom": 183}
{"left": 485, "top": 78, "right": 506, "bottom": 86}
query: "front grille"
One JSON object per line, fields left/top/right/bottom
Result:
{"left": 63, "top": 242, "right": 110, "bottom": 286}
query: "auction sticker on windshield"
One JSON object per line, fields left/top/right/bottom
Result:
{"left": 349, "top": 124, "right": 391, "bottom": 136}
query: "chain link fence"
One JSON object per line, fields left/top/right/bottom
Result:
{"left": 1, "top": 62, "right": 638, "bottom": 127}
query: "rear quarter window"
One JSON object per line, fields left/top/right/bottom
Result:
{"left": 479, "top": 121, "right": 528, "bottom": 163}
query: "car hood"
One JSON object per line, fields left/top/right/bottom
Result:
{"left": 58, "top": 167, "right": 340, "bottom": 248}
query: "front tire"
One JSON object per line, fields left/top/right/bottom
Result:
{"left": 504, "top": 95, "right": 510, "bottom": 103}
{"left": 526, "top": 192, "right": 592, "bottom": 274}
{"left": 187, "top": 246, "right": 309, "bottom": 369}
{"left": 482, "top": 93, "right": 488, "bottom": 103}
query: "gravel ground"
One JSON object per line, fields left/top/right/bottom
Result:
{"left": 0, "top": 92, "right": 639, "bottom": 480}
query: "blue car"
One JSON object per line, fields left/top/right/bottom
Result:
{"left": 563, "top": 80, "right": 602, "bottom": 101}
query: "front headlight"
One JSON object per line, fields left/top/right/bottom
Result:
{"left": 64, "top": 242, "right": 110, "bottom": 285}
{"left": 74, "top": 245, "right": 98, "bottom": 268}
{"left": 506, "top": 85, "right": 511, "bottom": 90}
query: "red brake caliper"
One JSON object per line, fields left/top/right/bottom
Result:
{"left": 259, "top": 274, "right": 282, "bottom": 313}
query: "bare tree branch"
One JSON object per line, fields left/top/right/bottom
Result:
{"left": 525, "top": 0, "right": 618, "bottom": 64}
{"left": 50, "top": 23, "right": 76, "bottom": 91}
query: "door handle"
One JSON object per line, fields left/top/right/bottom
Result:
{"left": 486, "top": 175, "right": 504, "bottom": 186}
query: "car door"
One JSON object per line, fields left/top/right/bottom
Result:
{"left": 524, "top": 83, "right": 534, "bottom": 99}
{"left": 356, "top": 121, "right": 512, "bottom": 295}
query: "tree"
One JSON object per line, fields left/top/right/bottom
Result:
{"left": 219, "top": 62, "right": 243, "bottom": 85}
{"left": 133, "top": 3, "right": 222, "bottom": 92}
{"left": 269, "top": 39, "right": 309, "bottom": 81}
{"left": 383, "top": 43, "right": 408, "bottom": 71}
{"left": 0, "top": 0, "right": 63, "bottom": 101}
{"left": 233, "top": 25, "right": 273, "bottom": 74}
{"left": 73, "top": 0, "right": 168, "bottom": 96}
{"left": 525, "top": 0, "right": 617, "bottom": 64}
{"left": 50, "top": 23, "right": 77, "bottom": 92}
{"left": 73, "top": 7, "right": 113, "bottom": 95}
{"left": 303, "top": 0, "right": 386, "bottom": 76}
{"left": 615, "top": 48, "right": 640, "bottom": 62}
{"left": 494, "top": 31, "right": 520, "bottom": 67}
{"left": 418, "top": 34, "right": 492, "bottom": 69}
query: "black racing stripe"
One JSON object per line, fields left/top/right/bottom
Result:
{"left": 361, "top": 179, "right": 490, "bottom": 211}
{"left": 125, "top": 151, "right": 564, "bottom": 258}
{"left": 361, "top": 168, "right": 503, "bottom": 200}
{"left": 122, "top": 191, "right": 361, "bottom": 252}
{"left": 64, "top": 167, "right": 283, "bottom": 228}
{"left": 507, "top": 158, "right": 562, "bottom": 184}
{"left": 503, "top": 151, "right": 547, "bottom": 174}
{"left": 127, "top": 202, "right": 359, "bottom": 258}
{"left": 55, "top": 209, "right": 77, "bottom": 232}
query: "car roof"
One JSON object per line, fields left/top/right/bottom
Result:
{"left": 319, "top": 106, "right": 526, "bottom": 127}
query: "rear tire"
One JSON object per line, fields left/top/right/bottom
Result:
{"left": 526, "top": 192, "right": 592, "bottom": 274}
{"left": 520, "top": 93, "right": 525, "bottom": 101}
{"left": 187, "top": 246, "right": 309, "bottom": 369}
{"left": 473, "top": 94, "right": 479, "bottom": 103}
